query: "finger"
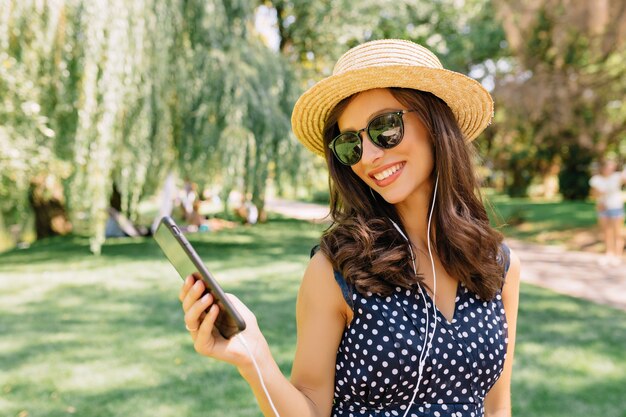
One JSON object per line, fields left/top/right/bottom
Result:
{"left": 185, "top": 292, "right": 213, "bottom": 328}
{"left": 195, "top": 303, "right": 220, "bottom": 350}
{"left": 184, "top": 292, "right": 213, "bottom": 335}
{"left": 178, "top": 275, "right": 196, "bottom": 302}
{"left": 181, "top": 279, "right": 202, "bottom": 310}
{"left": 182, "top": 279, "right": 206, "bottom": 312}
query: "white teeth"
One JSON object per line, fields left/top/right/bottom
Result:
{"left": 373, "top": 163, "right": 403, "bottom": 181}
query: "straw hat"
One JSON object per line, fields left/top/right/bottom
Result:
{"left": 291, "top": 39, "right": 494, "bottom": 157}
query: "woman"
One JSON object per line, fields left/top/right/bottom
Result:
{"left": 179, "top": 39, "right": 521, "bottom": 417}
{"left": 589, "top": 158, "right": 626, "bottom": 266}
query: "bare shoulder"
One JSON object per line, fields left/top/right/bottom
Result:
{"left": 503, "top": 247, "right": 521, "bottom": 299}
{"left": 506, "top": 248, "right": 521, "bottom": 281}
{"left": 298, "top": 250, "right": 345, "bottom": 313}
{"left": 307, "top": 249, "right": 334, "bottom": 275}
{"left": 302, "top": 249, "right": 334, "bottom": 287}
{"left": 290, "top": 249, "right": 348, "bottom": 409}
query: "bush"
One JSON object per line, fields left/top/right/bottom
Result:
{"left": 310, "top": 190, "right": 330, "bottom": 204}
{"left": 558, "top": 144, "right": 593, "bottom": 200}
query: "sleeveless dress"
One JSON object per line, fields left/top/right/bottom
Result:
{"left": 311, "top": 244, "right": 511, "bottom": 417}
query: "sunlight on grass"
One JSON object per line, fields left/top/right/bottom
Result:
{"left": 512, "top": 284, "right": 626, "bottom": 417}
{"left": 215, "top": 262, "right": 306, "bottom": 282}
{"left": 1, "top": 218, "right": 624, "bottom": 417}
{"left": 484, "top": 194, "right": 604, "bottom": 249}
{"left": 58, "top": 361, "right": 161, "bottom": 392}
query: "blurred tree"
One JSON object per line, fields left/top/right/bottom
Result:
{"left": 0, "top": 0, "right": 298, "bottom": 253}
{"left": 261, "top": 0, "right": 507, "bottom": 197}
{"left": 0, "top": 0, "right": 73, "bottom": 240}
{"left": 264, "top": 0, "right": 506, "bottom": 78}
{"left": 492, "top": 0, "right": 626, "bottom": 199}
{"left": 2, "top": 0, "right": 508, "bottom": 252}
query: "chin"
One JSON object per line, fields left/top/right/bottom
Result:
{"left": 377, "top": 188, "right": 411, "bottom": 205}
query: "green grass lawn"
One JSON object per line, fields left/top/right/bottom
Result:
{"left": 486, "top": 193, "right": 600, "bottom": 248}
{"left": 1, "top": 217, "right": 624, "bottom": 417}
{"left": 299, "top": 190, "right": 604, "bottom": 249}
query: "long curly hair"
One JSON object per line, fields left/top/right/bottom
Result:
{"left": 319, "top": 88, "right": 505, "bottom": 300}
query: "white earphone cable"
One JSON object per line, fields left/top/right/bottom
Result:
{"left": 235, "top": 174, "right": 439, "bottom": 417}
{"left": 398, "top": 173, "right": 440, "bottom": 417}
{"left": 236, "top": 333, "right": 282, "bottom": 417}
{"left": 390, "top": 222, "right": 431, "bottom": 382}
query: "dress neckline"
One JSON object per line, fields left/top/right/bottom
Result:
{"left": 421, "top": 280, "right": 462, "bottom": 325}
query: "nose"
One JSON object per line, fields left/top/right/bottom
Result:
{"left": 359, "top": 132, "right": 384, "bottom": 165}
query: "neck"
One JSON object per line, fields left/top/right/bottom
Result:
{"left": 394, "top": 178, "right": 436, "bottom": 252}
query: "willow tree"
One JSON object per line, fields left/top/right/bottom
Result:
{"left": 0, "top": 0, "right": 173, "bottom": 250}
{"left": 1, "top": 0, "right": 302, "bottom": 253}
{"left": 0, "top": 0, "right": 75, "bottom": 241}
{"left": 3, "top": 0, "right": 514, "bottom": 253}
{"left": 166, "top": 1, "right": 296, "bottom": 216}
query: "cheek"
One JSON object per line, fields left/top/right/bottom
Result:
{"left": 399, "top": 132, "right": 432, "bottom": 163}
{"left": 351, "top": 164, "right": 370, "bottom": 184}
{"left": 409, "top": 126, "right": 433, "bottom": 158}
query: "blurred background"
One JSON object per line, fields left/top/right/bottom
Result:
{"left": 0, "top": 1, "right": 625, "bottom": 416}
{"left": 1, "top": 0, "right": 625, "bottom": 253}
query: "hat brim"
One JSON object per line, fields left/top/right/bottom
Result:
{"left": 291, "top": 65, "right": 494, "bottom": 157}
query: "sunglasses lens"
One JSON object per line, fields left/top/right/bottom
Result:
{"left": 332, "top": 133, "right": 362, "bottom": 165}
{"left": 369, "top": 113, "right": 404, "bottom": 148}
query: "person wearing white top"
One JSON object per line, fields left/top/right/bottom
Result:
{"left": 589, "top": 159, "right": 626, "bottom": 266}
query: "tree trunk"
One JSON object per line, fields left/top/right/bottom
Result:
{"left": 28, "top": 175, "right": 73, "bottom": 239}
{"left": 558, "top": 143, "right": 593, "bottom": 200}
{"left": 0, "top": 210, "right": 12, "bottom": 252}
{"left": 110, "top": 182, "right": 122, "bottom": 212}
{"left": 506, "top": 170, "right": 532, "bottom": 197}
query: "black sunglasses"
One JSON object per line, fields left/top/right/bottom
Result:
{"left": 328, "top": 110, "right": 415, "bottom": 166}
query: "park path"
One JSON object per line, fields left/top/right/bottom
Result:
{"left": 265, "top": 198, "right": 626, "bottom": 311}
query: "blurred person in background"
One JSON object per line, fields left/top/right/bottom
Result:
{"left": 589, "top": 157, "right": 626, "bottom": 266}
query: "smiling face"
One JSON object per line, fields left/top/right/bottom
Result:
{"left": 337, "top": 88, "right": 434, "bottom": 205}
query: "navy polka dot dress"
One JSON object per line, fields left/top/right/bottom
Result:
{"left": 313, "top": 244, "right": 511, "bottom": 417}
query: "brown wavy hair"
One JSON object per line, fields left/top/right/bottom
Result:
{"left": 319, "top": 88, "right": 506, "bottom": 300}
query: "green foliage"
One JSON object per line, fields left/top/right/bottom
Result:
{"left": 558, "top": 144, "right": 593, "bottom": 200}
{"left": 0, "top": 0, "right": 302, "bottom": 253}
{"left": 0, "top": 2, "right": 70, "bottom": 228}
{"left": 492, "top": 0, "right": 626, "bottom": 198}
{"left": 2, "top": 0, "right": 508, "bottom": 252}
{"left": 270, "top": 0, "right": 506, "bottom": 76}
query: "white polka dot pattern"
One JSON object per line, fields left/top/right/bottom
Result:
{"left": 329, "top": 245, "right": 510, "bottom": 417}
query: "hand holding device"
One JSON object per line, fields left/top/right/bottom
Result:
{"left": 155, "top": 216, "right": 281, "bottom": 417}
{"left": 154, "top": 216, "right": 246, "bottom": 338}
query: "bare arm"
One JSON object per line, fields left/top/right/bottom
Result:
{"left": 180, "top": 251, "right": 346, "bottom": 417}
{"left": 589, "top": 186, "right": 602, "bottom": 199}
{"left": 588, "top": 175, "right": 604, "bottom": 199}
{"left": 484, "top": 248, "right": 521, "bottom": 417}
{"left": 588, "top": 180, "right": 605, "bottom": 207}
{"left": 290, "top": 251, "right": 348, "bottom": 414}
